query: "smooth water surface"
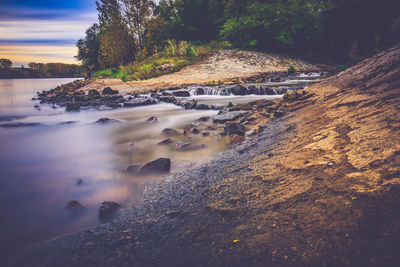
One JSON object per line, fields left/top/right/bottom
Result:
{"left": 0, "top": 78, "right": 285, "bottom": 262}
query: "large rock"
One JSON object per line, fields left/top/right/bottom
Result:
{"left": 139, "top": 158, "right": 171, "bottom": 175}
{"left": 171, "top": 90, "right": 191, "bottom": 97}
{"left": 213, "top": 112, "right": 243, "bottom": 123}
{"left": 102, "top": 87, "right": 119, "bottom": 95}
{"left": 230, "top": 85, "right": 248, "bottom": 95}
{"left": 98, "top": 201, "right": 121, "bottom": 223}
{"left": 224, "top": 122, "right": 246, "bottom": 136}
{"left": 196, "top": 104, "right": 211, "bottom": 110}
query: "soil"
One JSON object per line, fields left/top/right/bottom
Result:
{"left": 11, "top": 45, "right": 400, "bottom": 267}
{"left": 79, "top": 50, "right": 319, "bottom": 94}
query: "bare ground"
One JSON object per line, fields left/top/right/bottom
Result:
{"left": 80, "top": 50, "right": 319, "bottom": 94}
{"left": 12, "top": 45, "right": 400, "bottom": 267}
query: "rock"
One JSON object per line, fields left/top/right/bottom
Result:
{"left": 275, "top": 88, "right": 288, "bottom": 95}
{"left": 192, "top": 128, "right": 200, "bottom": 134}
{"left": 227, "top": 102, "right": 234, "bottom": 108}
{"left": 179, "top": 100, "right": 197, "bottom": 109}
{"left": 161, "top": 128, "right": 180, "bottom": 136}
{"left": 123, "top": 97, "right": 157, "bottom": 108}
{"left": 102, "top": 87, "right": 119, "bottom": 95}
{"left": 161, "top": 91, "right": 172, "bottom": 96}
{"left": 66, "top": 102, "right": 80, "bottom": 112}
{"left": 98, "top": 201, "right": 121, "bottom": 222}
{"left": 265, "top": 88, "right": 277, "bottom": 95}
{"left": 196, "top": 104, "right": 211, "bottom": 110}
{"left": 126, "top": 165, "right": 141, "bottom": 173}
{"left": 224, "top": 123, "right": 246, "bottom": 136}
{"left": 213, "top": 112, "right": 243, "bottom": 123}
{"left": 229, "top": 134, "right": 245, "bottom": 145}
{"left": 159, "top": 96, "right": 176, "bottom": 103}
{"left": 230, "top": 85, "right": 248, "bottom": 95}
{"left": 76, "top": 179, "right": 83, "bottom": 186}
{"left": 158, "top": 138, "right": 173, "bottom": 145}
{"left": 171, "top": 90, "right": 191, "bottom": 97}
{"left": 248, "top": 85, "right": 258, "bottom": 95}
{"left": 175, "top": 142, "right": 206, "bottom": 152}
{"left": 139, "top": 158, "right": 171, "bottom": 175}
{"left": 147, "top": 116, "right": 158, "bottom": 123}
{"left": 194, "top": 88, "right": 205, "bottom": 95}
{"left": 88, "top": 89, "right": 100, "bottom": 96}
{"left": 197, "top": 116, "right": 210, "bottom": 122}
{"left": 95, "top": 118, "right": 120, "bottom": 124}
{"left": 65, "top": 200, "right": 85, "bottom": 214}
{"left": 202, "top": 132, "right": 210, "bottom": 137}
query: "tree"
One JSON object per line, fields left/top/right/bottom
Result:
{"left": 0, "top": 58, "right": 12, "bottom": 69}
{"left": 76, "top": 24, "right": 101, "bottom": 73}
{"left": 96, "top": 0, "right": 136, "bottom": 68}
{"left": 121, "top": 0, "right": 154, "bottom": 51}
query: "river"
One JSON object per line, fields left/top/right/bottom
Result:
{"left": 0, "top": 78, "right": 293, "bottom": 262}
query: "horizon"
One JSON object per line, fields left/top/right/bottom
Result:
{"left": 0, "top": 0, "right": 98, "bottom": 66}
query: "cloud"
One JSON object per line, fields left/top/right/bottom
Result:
{"left": 0, "top": 5, "right": 98, "bottom": 65}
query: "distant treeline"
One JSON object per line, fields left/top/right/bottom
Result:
{"left": 0, "top": 60, "right": 85, "bottom": 79}
{"left": 76, "top": 0, "right": 400, "bottom": 73}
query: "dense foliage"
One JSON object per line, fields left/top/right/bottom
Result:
{"left": 0, "top": 61, "right": 84, "bottom": 79}
{"left": 76, "top": 0, "right": 400, "bottom": 74}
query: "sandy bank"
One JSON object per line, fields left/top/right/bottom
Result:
{"left": 79, "top": 50, "right": 319, "bottom": 94}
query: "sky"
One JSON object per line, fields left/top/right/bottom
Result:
{"left": 0, "top": 0, "right": 98, "bottom": 66}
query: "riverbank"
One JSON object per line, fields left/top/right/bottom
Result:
{"left": 79, "top": 50, "right": 323, "bottom": 93}
{"left": 12, "top": 44, "right": 400, "bottom": 266}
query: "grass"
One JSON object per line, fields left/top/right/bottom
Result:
{"left": 93, "top": 40, "right": 234, "bottom": 82}
{"left": 93, "top": 55, "right": 195, "bottom": 82}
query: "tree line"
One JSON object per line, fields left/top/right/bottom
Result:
{"left": 0, "top": 59, "right": 84, "bottom": 79}
{"left": 77, "top": 0, "right": 400, "bottom": 73}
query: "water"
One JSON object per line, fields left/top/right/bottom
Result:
{"left": 0, "top": 78, "right": 286, "bottom": 262}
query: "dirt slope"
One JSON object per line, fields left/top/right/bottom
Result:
{"left": 12, "top": 45, "right": 400, "bottom": 267}
{"left": 80, "top": 50, "right": 318, "bottom": 93}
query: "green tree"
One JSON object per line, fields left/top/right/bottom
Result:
{"left": 121, "top": 0, "right": 154, "bottom": 51}
{"left": 97, "top": 0, "right": 136, "bottom": 68}
{"left": 76, "top": 24, "right": 101, "bottom": 73}
{"left": 0, "top": 58, "right": 12, "bottom": 69}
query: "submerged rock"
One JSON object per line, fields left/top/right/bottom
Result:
{"left": 65, "top": 200, "right": 85, "bottom": 214}
{"left": 175, "top": 141, "right": 206, "bottom": 152}
{"left": 98, "top": 201, "right": 121, "bottom": 223}
{"left": 213, "top": 112, "right": 243, "bottom": 123}
{"left": 158, "top": 138, "right": 173, "bottom": 145}
{"left": 95, "top": 118, "right": 120, "bottom": 124}
{"left": 123, "top": 97, "right": 157, "bottom": 108}
{"left": 139, "top": 158, "right": 171, "bottom": 175}
{"left": 161, "top": 128, "right": 180, "bottom": 136}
